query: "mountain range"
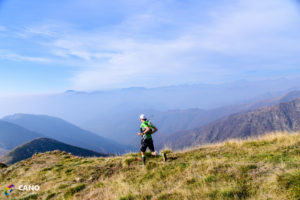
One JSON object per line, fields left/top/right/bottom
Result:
{"left": 0, "top": 78, "right": 300, "bottom": 127}
{"left": 0, "top": 137, "right": 109, "bottom": 165}
{"left": 0, "top": 120, "right": 43, "bottom": 155}
{"left": 0, "top": 89, "right": 299, "bottom": 159}
{"left": 0, "top": 78, "right": 298, "bottom": 150}
{"left": 81, "top": 90, "right": 300, "bottom": 146}
{"left": 161, "top": 97, "right": 300, "bottom": 150}
{"left": 2, "top": 114, "right": 134, "bottom": 154}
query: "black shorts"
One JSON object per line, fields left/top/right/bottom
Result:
{"left": 140, "top": 138, "right": 155, "bottom": 153}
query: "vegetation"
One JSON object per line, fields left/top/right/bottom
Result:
{"left": 164, "top": 98, "right": 300, "bottom": 150}
{"left": 0, "top": 132, "right": 299, "bottom": 200}
{"left": 0, "top": 137, "right": 108, "bottom": 165}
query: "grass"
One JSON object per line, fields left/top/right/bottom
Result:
{"left": 0, "top": 132, "right": 299, "bottom": 200}
{"left": 277, "top": 170, "right": 300, "bottom": 199}
{"left": 64, "top": 184, "right": 86, "bottom": 198}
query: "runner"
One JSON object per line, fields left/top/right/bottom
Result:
{"left": 138, "top": 114, "right": 167, "bottom": 166}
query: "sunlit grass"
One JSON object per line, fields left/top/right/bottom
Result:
{"left": 0, "top": 132, "right": 299, "bottom": 199}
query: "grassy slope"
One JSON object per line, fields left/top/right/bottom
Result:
{"left": 0, "top": 138, "right": 109, "bottom": 165}
{"left": 0, "top": 132, "right": 299, "bottom": 200}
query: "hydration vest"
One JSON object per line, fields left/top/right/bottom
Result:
{"left": 140, "top": 121, "right": 153, "bottom": 140}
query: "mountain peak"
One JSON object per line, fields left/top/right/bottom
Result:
{"left": 163, "top": 98, "right": 300, "bottom": 150}
{"left": 0, "top": 137, "right": 109, "bottom": 165}
{"left": 2, "top": 114, "right": 134, "bottom": 154}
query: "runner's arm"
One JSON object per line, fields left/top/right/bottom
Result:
{"left": 138, "top": 124, "right": 150, "bottom": 135}
{"left": 151, "top": 126, "right": 158, "bottom": 134}
{"left": 143, "top": 126, "right": 151, "bottom": 134}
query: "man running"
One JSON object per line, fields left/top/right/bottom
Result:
{"left": 138, "top": 114, "right": 166, "bottom": 166}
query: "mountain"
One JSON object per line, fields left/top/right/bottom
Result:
{"left": 81, "top": 90, "right": 300, "bottom": 146}
{"left": 0, "top": 138, "right": 109, "bottom": 165}
{"left": 1, "top": 78, "right": 300, "bottom": 127}
{"left": 0, "top": 120, "right": 43, "bottom": 152}
{"left": 2, "top": 114, "right": 134, "bottom": 154}
{"left": 162, "top": 98, "right": 300, "bottom": 150}
{"left": 0, "top": 148, "right": 8, "bottom": 157}
{"left": 279, "top": 90, "right": 300, "bottom": 103}
{"left": 0, "top": 133, "right": 299, "bottom": 199}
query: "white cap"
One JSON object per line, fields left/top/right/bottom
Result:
{"left": 139, "top": 114, "right": 147, "bottom": 120}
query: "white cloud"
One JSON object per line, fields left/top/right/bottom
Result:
{"left": 195, "top": 0, "right": 300, "bottom": 55}
{"left": 0, "top": 52, "right": 50, "bottom": 63}
{"left": 11, "top": 0, "right": 300, "bottom": 90}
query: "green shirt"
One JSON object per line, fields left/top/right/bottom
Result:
{"left": 140, "top": 121, "right": 154, "bottom": 139}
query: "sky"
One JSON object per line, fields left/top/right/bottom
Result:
{"left": 0, "top": 0, "right": 300, "bottom": 94}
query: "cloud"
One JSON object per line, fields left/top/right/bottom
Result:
{"left": 16, "top": 25, "right": 59, "bottom": 38}
{"left": 0, "top": 51, "right": 50, "bottom": 63}
{"left": 196, "top": 1, "right": 300, "bottom": 55}
{"left": 68, "top": 0, "right": 300, "bottom": 89}
{"left": 7, "top": 0, "right": 300, "bottom": 90}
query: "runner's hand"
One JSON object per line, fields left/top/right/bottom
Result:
{"left": 138, "top": 132, "right": 143, "bottom": 136}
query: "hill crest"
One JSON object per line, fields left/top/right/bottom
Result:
{"left": 0, "top": 137, "right": 109, "bottom": 165}
{"left": 0, "top": 132, "right": 299, "bottom": 200}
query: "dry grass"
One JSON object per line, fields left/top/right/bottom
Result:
{"left": 0, "top": 132, "right": 299, "bottom": 200}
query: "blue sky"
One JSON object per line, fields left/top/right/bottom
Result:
{"left": 0, "top": 0, "right": 300, "bottom": 94}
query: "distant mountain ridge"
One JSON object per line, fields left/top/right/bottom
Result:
{"left": 1, "top": 78, "right": 300, "bottom": 128}
{"left": 81, "top": 90, "right": 300, "bottom": 146}
{"left": 0, "top": 120, "right": 43, "bottom": 152}
{"left": 162, "top": 97, "right": 300, "bottom": 150}
{"left": 0, "top": 138, "right": 109, "bottom": 165}
{"left": 0, "top": 148, "right": 8, "bottom": 157}
{"left": 2, "top": 114, "right": 134, "bottom": 154}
